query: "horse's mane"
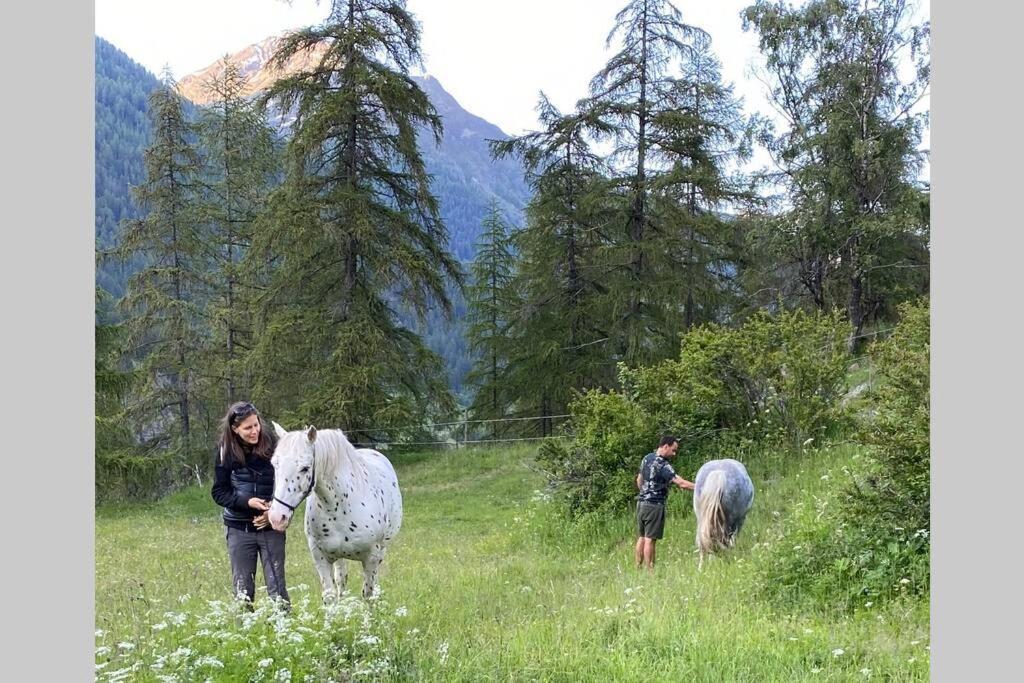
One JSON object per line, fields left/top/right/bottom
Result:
{"left": 312, "top": 428, "right": 358, "bottom": 478}
{"left": 697, "top": 469, "right": 729, "bottom": 554}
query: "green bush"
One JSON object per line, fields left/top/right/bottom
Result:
{"left": 758, "top": 298, "right": 930, "bottom": 610}
{"left": 538, "top": 309, "right": 854, "bottom": 517}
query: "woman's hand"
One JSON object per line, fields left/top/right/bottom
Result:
{"left": 248, "top": 497, "right": 270, "bottom": 511}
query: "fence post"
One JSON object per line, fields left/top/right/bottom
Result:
{"left": 463, "top": 420, "right": 468, "bottom": 449}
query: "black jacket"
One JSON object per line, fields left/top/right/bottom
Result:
{"left": 211, "top": 446, "right": 276, "bottom": 531}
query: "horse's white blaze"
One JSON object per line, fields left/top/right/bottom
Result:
{"left": 269, "top": 427, "right": 403, "bottom": 599}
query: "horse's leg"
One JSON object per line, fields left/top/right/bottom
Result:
{"left": 360, "top": 544, "right": 385, "bottom": 599}
{"left": 309, "top": 540, "right": 336, "bottom": 603}
{"left": 333, "top": 559, "right": 349, "bottom": 596}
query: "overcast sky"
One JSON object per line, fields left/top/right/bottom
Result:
{"left": 95, "top": 0, "right": 928, "bottom": 175}
{"left": 95, "top": 0, "right": 781, "bottom": 135}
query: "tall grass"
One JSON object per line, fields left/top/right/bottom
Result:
{"left": 96, "top": 444, "right": 929, "bottom": 681}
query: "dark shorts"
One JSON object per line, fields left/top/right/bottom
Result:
{"left": 637, "top": 501, "right": 666, "bottom": 539}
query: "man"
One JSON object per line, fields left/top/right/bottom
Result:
{"left": 635, "top": 435, "right": 696, "bottom": 570}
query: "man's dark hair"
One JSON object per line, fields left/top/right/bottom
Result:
{"left": 659, "top": 435, "right": 679, "bottom": 447}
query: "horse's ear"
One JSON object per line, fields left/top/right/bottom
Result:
{"left": 272, "top": 421, "right": 287, "bottom": 439}
{"left": 307, "top": 425, "right": 318, "bottom": 443}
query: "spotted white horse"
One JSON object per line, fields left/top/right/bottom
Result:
{"left": 268, "top": 424, "right": 403, "bottom": 600}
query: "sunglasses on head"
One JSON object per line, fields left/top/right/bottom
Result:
{"left": 231, "top": 402, "right": 257, "bottom": 421}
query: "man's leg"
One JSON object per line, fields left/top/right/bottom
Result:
{"left": 635, "top": 536, "right": 645, "bottom": 568}
{"left": 643, "top": 537, "right": 657, "bottom": 569}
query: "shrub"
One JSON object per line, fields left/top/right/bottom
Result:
{"left": 758, "top": 298, "right": 930, "bottom": 609}
{"left": 539, "top": 309, "right": 854, "bottom": 517}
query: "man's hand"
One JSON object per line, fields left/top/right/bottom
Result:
{"left": 253, "top": 511, "right": 270, "bottom": 529}
{"left": 248, "top": 497, "right": 270, "bottom": 511}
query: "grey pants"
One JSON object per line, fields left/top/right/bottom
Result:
{"left": 225, "top": 526, "right": 290, "bottom": 607}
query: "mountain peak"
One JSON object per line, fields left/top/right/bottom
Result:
{"left": 176, "top": 34, "right": 328, "bottom": 105}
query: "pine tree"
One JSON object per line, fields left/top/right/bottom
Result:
{"left": 110, "top": 71, "right": 207, "bottom": 475}
{"left": 742, "top": 0, "right": 930, "bottom": 348}
{"left": 492, "top": 95, "right": 617, "bottom": 431}
{"left": 463, "top": 201, "right": 518, "bottom": 436}
{"left": 250, "top": 0, "right": 464, "bottom": 439}
{"left": 584, "top": 0, "right": 744, "bottom": 364}
{"left": 95, "top": 287, "right": 134, "bottom": 458}
{"left": 194, "top": 58, "right": 281, "bottom": 408}
{"left": 654, "top": 42, "right": 757, "bottom": 329}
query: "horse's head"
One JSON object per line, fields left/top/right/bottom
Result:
{"left": 268, "top": 425, "right": 318, "bottom": 531}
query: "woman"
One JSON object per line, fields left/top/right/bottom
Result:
{"left": 211, "top": 401, "right": 290, "bottom": 609}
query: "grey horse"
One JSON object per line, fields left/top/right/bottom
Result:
{"left": 693, "top": 459, "right": 754, "bottom": 570}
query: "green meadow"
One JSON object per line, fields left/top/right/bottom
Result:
{"left": 95, "top": 444, "right": 929, "bottom": 682}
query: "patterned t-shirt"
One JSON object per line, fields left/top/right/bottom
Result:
{"left": 636, "top": 452, "right": 678, "bottom": 504}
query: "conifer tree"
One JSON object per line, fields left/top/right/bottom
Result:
{"left": 195, "top": 58, "right": 280, "bottom": 407}
{"left": 110, "top": 71, "right": 207, "bottom": 473}
{"left": 464, "top": 201, "right": 518, "bottom": 436}
{"left": 492, "top": 95, "right": 616, "bottom": 430}
{"left": 582, "top": 0, "right": 712, "bottom": 365}
{"left": 251, "top": 0, "right": 464, "bottom": 438}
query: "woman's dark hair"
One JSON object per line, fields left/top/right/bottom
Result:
{"left": 218, "top": 401, "right": 278, "bottom": 465}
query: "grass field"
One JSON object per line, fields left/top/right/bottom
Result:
{"left": 95, "top": 442, "right": 929, "bottom": 681}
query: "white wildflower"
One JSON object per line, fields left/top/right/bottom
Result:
{"left": 899, "top": 578, "right": 911, "bottom": 585}
{"left": 195, "top": 656, "right": 224, "bottom": 668}
{"left": 95, "top": 646, "right": 111, "bottom": 657}
{"left": 116, "top": 642, "right": 135, "bottom": 651}
{"left": 95, "top": 630, "right": 106, "bottom": 638}
{"left": 164, "top": 612, "right": 187, "bottom": 626}
{"left": 864, "top": 601, "right": 873, "bottom": 608}
{"left": 804, "top": 629, "right": 813, "bottom": 635}
{"left": 803, "top": 437, "right": 814, "bottom": 446}
{"left": 95, "top": 663, "right": 108, "bottom": 671}
{"left": 259, "top": 658, "right": 274, "bottom": 668}
{"left": 832, "top": 648, "right": 845, "bottom": 657}
{"left": 437, "top": 640, "right": 450, "bottom": 665}
{"left": 275, "top": 669, "right": 292, "bottom": 682}
{"left": 860, "top": 668, "right": 871, "bottom": 677}
{"left": 910, "top": 640, "right": 920, "bottom": 646}
{"left": 811, "top": 667, "right": 822, "bottom": 674}
{"left": 358, "top": 634, "right": 380, "bottom": 646}
{"left": 408, "top": 628, "right": 421, "bottom": 636}
{"left": 178, "top": 594, "right": 191, "bottom": 604}
{"left": 820, "top": 474, "right": 830, "bottom": 480}
{"left": 394, "top": 605, "right": 408, "bottom": 617}
{"left": 151, "top": 622, "right": 168, "bottom": 631}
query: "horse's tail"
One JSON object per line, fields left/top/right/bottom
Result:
{"left": 697, "top": 469, "right": 729, "bottom": 556}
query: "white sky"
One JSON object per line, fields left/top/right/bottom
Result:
{"left": 96, "top": 0, "right": 774, "bottom": 136}
{"left": 96, "top": 0, "right": 928, "bottom": 173}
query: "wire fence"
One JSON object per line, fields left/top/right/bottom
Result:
{"left": 351, "top": 414, "right": 575, "bottom": 451}
{"left": 351, "top": 327, "right": 893, "bottom": 451}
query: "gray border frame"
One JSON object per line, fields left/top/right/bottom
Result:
{"left": 6, "top": 1, "right": 95, "bottom": 679}
{"left": 7, "top": 0, "right": 1021, "bottom": 678}
{"left": 932, "top": 0, "right": 1022, "bottom": 679}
